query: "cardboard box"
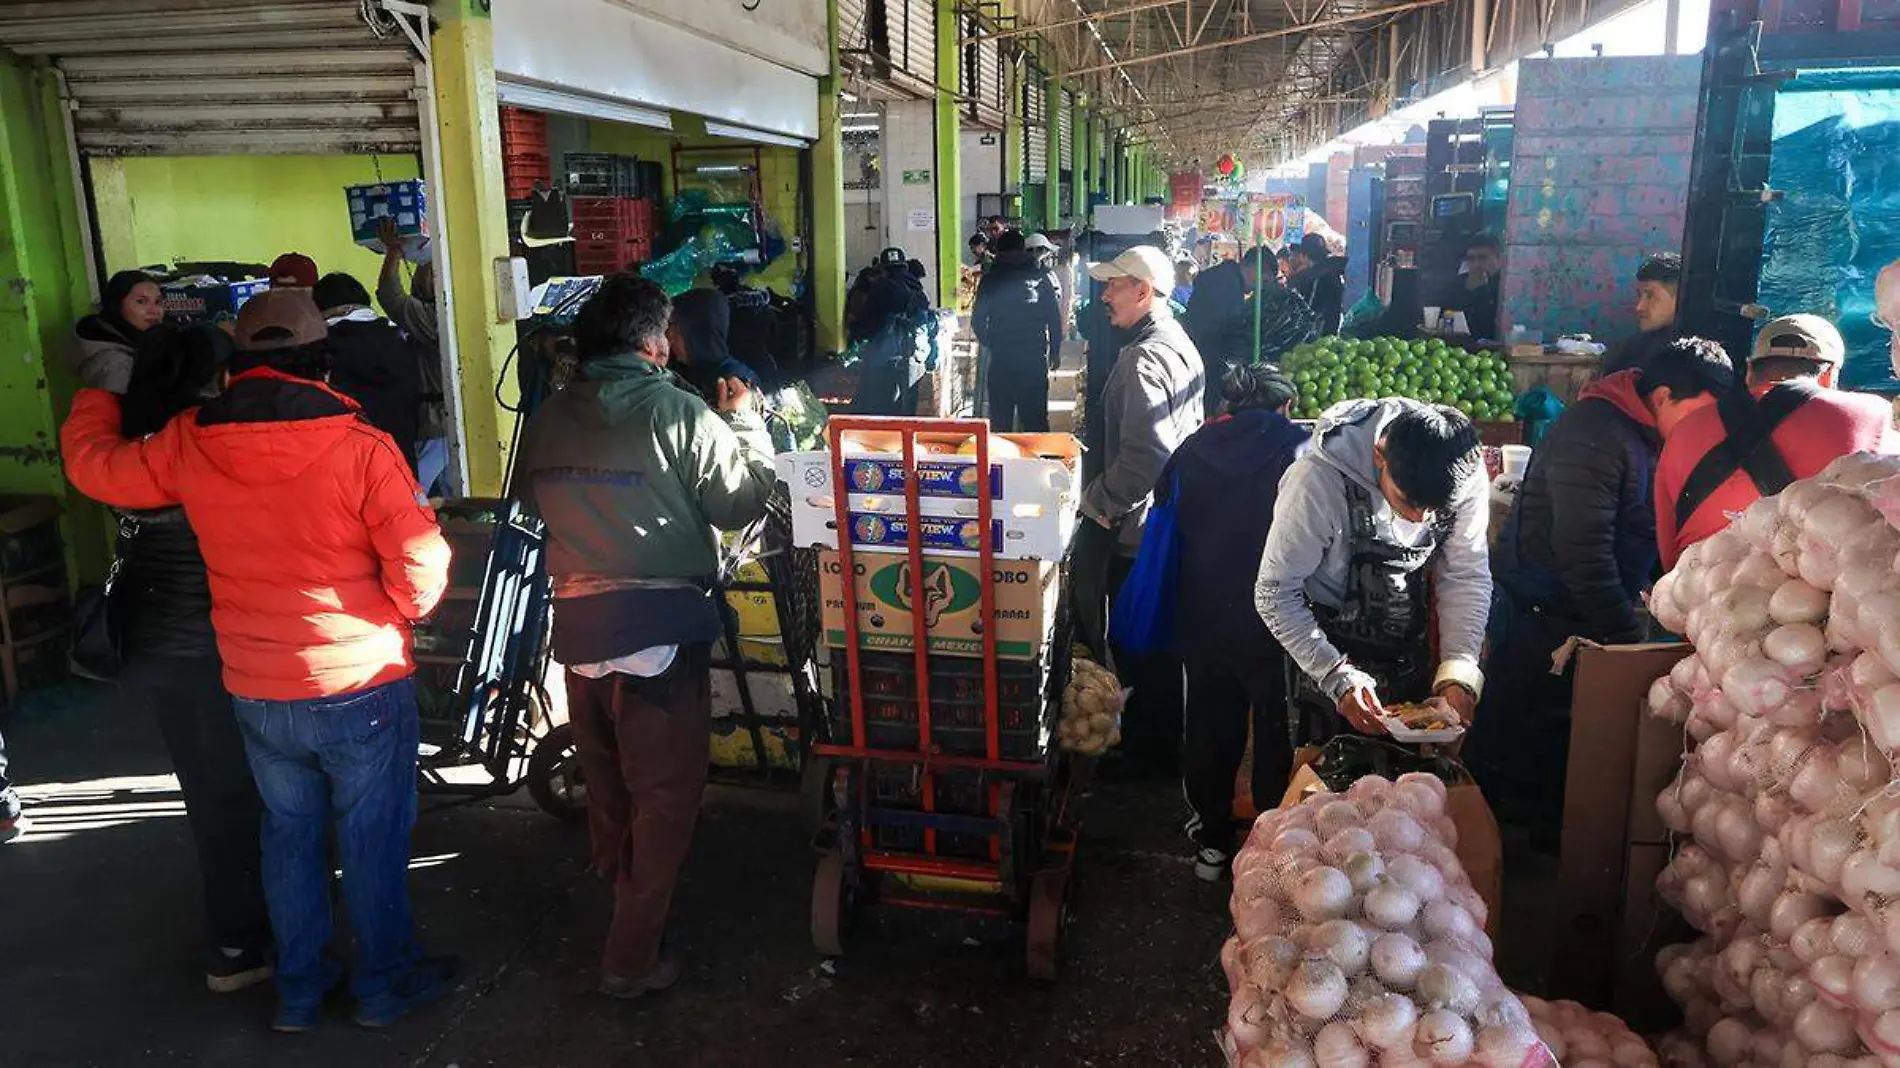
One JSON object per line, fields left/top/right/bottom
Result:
{"left": 818, "top": 548, "right": 1058, "bottom": 660}
{"left": 1279, "top": 758, "right": 1503, "bottom": 937}
{"left": 1550, "top": 640, "right": 1692, "bottom": 1008}
{"left": 1615, "top": 841, "right": 1693, "bottom": 1034}
{"left": 776, "top": 433, "right": 1080, "bottom": 561}
{"left": 160, "top": 277, "right": 270, "bottom": 324}
{"left": 346, "top": 180, "right": 431, "bottom": 262}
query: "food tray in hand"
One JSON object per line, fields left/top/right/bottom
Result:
{"left": 1379, "top": 702, "right": 1465, "bottom": 745}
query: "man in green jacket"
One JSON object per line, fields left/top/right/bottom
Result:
{"left": 514, "top": 274, "right": 776, "bottom": 1000}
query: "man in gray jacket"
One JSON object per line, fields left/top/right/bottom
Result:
{"left": 1075, "top": 244, "right": 1206, "bottom": 772}
{"left": 1254, "top": 399, "right": 1491, "bottom": 741}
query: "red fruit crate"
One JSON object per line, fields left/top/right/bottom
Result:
{"left": 572, "top": 238, "right": 652, "bottom": 275}
{"left": 499, "top": 106, "right": 549, "bottom": 157}
{"left": 503, "top": 150, "right": 551, "bottom": 200}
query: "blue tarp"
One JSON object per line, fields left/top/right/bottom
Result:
{"left": 1761, "top": 83, "right": 1900, "bottom": 390}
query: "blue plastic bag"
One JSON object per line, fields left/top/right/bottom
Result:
{"left": 1109, "top": 472, "right": 1182, "bottom": 656}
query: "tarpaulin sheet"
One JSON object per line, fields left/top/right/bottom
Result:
{"left": 1761, "top": 82, "right": 1900, "bottom": 390}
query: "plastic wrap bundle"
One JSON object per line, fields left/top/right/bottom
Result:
{"left": 1217, "top": 772, "right": 1557, "bottom": 1067}
{"left": 1647, "top": 453, "right": 1900, "bottom": 1066}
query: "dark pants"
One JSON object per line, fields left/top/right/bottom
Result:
{"left": 129, "top": 653, "right": 270, "bottom": 955}
{"left": 1072, "top": 520, "right": 1185, "bottom": 770}
{"left": 234, "top": 677, "right": 423, "bottom": 1008}
{"left": 1183, "top": 650, "right": 1290, "bottom": 854}
{"left": 987, "top": 354, "right": 1050, "bottom": 433}
{"left": 1463, "top": 591, "right": 1577, "bottom": 831}
{"left": 565, "top": 644, "right": 713, "bottom": 979}
{"left": 851, "top": 361, "right": 920, "bottom": 416}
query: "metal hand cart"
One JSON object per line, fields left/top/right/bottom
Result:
{"left": 413, "top": 497, "right": 576, "bottom": 820}
{"left": 806, "top": 416, "right": 1081, "bottom": 980}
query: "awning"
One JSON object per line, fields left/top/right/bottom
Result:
{"left": 0, "top": 0, "right": 421, "bottom": 157}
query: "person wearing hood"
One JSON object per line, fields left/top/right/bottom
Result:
{"left": 1254, "top": 399, "right": 1490, "bottom": 744}
{"left": 667, "top": 287, "right": 759, "bottom": 406}
{"left": 1466, "top": 337, "right": 1737, "bottom": 839}
{"left": 972, "top": 230, "right": 1064, "bottom": 432}
{"left": 1286, "top": 234, "right": 1346, "bottom": 335}
{"left": 1167, "top": 364, "right": 1309, "bottom": 881}
{"left": 1074, "top": 245, "right": 1206, "bottom": 774}
{"left": 313, "top": 272, "right": 423, "bottom": 470}
{"left": 61, "top": 288, "right": 457, "bottom": 1034}
{"left": 513, "top": 274, "right": 775, "bottom": 1003}
{"left": 70, "top": 269, "right": 170, "bottom": 394}
{"left": 847, "top": 249, "right": 934, "bottom": 415}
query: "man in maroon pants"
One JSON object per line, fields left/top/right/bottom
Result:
{"left": 514, "top": 275, "right": 777, "bottom": 997}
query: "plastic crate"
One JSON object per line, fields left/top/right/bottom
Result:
{"left": 346, "top": 180, "right": 429, "bottom": 261}
{"left": 828, "top": 648, "right": 1051, "bottom": 760}
{"left": 499, "top": 106, "right": 549, "bottom": 157}
{"left": 565, "top": 152, "right": 639, "bottom": 197}
{"left": 867, "top": 763, "right": 1006, "bottom": 859}
{"left": 573, "top": 238, "right": 651, "bottom": 275}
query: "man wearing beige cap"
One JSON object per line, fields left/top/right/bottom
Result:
{"left": 1073, "top": 244, "right": 1205, "bottom": 775}
{"left": 61, "top": 288, "right": 458, "bottom": 1033}
{"left": 1653, "top": 314, "right": 1899, "bottom": 566}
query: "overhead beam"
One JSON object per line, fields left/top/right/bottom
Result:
{"left": 961, "top": 0, "right": 1189, "bottom": 43}
{"left": 1062, "top": 0, "right": 1448, "bottom": 76}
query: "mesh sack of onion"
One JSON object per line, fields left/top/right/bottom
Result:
{"left": 1216, "top": 771, "right": 1578, "bottom": 1067}
{"left": 1646, "top": 453, "right": 1900, "bottom": 1067}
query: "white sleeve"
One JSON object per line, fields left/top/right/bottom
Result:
{"left": 1428, "top": 465, "right": 1494, "bottom": 696}
{"left": 1255, "top": 460, "right": 1356, "bottom": 699}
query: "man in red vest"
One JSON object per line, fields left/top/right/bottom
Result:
{"left": 1654, "top": 314, "right": 1898, "bottom": 568}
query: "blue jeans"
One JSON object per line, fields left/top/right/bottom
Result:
{"left": 415, "top": 437, "right": 449, "bottom": 497}
{"left": 234, "top": 678, "right": 421, "bottom": 1007}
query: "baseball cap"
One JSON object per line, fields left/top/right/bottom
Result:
{"left": 1024, "top": 233, "right": 1057, "bottom": 252}
{"left": 234, "top": 289, "right": 329, "bottom": 353}
{"left": 1752, "top": 314, "right": 1845, "bottom": 366}
{"left": 268, "top": 252, "right": 318, "bottom": 289}
{"left": 1087, "top": 245, "right": 1173, "bottom": 287}
{"left": 877, "top": 247, "right": 908, "bottom": 268}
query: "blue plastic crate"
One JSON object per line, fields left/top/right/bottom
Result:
{"left": 346, "top": 180, "right": 430, "bottom": 262}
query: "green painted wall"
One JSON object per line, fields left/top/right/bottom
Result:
{"left": 90, "top": 154, "right": 421, "bottom": 297}
{"left": 586, "top": 117, "right": 805, "bottom": 299}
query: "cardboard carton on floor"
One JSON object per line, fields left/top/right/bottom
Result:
{"left": 1549, "top": 640, "right": 1693, "bottom": 1011}
{"left": 817, "top": 548, "right": 1057, "bottom": 660}
{"left": 1278, "top": 753, "right": 1502, "bottom": 938}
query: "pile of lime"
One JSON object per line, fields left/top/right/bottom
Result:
{"left": 1279, "top": 336, "right": 1517, "bottom": 421}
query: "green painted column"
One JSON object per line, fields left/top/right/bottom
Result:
{"left": 813, "top": 0, "right": 847, "bottom": 349}
{"left": 1003, "top": 58, "right": 1023, "bottom": 218}
{"left": 1042, "top": 63, "right": 1061, "bottom": 231}
{"left": 933, "top": 0, "right": 961, "bottom": 306}
{"left": 1074, "top": 100, "right": 1089, "bottom": 227}
{"left": 0, "top": 54, "right": 111, "bottom": 578}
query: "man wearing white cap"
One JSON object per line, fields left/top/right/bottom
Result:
{"left": 1073, "top": 244, "right": 1205, "bottom": 774}
{"left": 1654, "top": 314, "right": 1899, "bottom": 566}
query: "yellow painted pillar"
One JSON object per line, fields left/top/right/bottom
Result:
{"left": 813, "top": 0, "right": 847, "bottom": 349}
{"left": 430, "top": 1, "right": 513, "bottom": 496}
{"left": 933, "top": 0, "right": 961, "bottom": 306}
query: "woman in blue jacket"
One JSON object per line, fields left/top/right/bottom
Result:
{"left": 1165, "top": 364, "right": 1309, "bottom": 881}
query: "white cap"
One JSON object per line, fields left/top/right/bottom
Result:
{"left": 1024, "top": 232, "right": 1056, "bottom": 252}
{"left": 1087, "top": 245, "right": 1172, "bottom": 287}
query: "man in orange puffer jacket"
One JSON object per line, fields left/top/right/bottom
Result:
{"left": 61, "top": 289, "right": 455, "bottom": 1035}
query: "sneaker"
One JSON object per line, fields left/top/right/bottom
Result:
{"left": 1, "top": 790, "right": 22, "bottom": 843}
{"left": 1193, "top": 846, "right": 1231, "bottom": 883}
{"left": 599, "top": 956, "right": 681, "bottom": 1001}
{"left": 207, "top": 946, "right": 275, "bottom": 994}
{"left": 352, "top": 955, "right": 463, "bottom": 1029}
{"left": 271, "top": 1000, "right": 323, "bottom": 1034}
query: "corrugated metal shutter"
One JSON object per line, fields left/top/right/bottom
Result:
{"left": 0, "top": 0, "right": 420, "bottom": 157}
{"left": 841, "top": 0, "right": 870, "bottom": 54}
{"left": 979, "top": 39, "right": 1004, "bottom": 126}
{"left": 879, "top": 0, "right": 934, "bottom": 94}
{"left": 1058, "top": 90, "right": 1073, "bottom": 170}
{"left": 958, "top": 17, "right": 1003, "bottom": 129}
{"left": 1024, "top": 72, "right": 1046, "bottom": 181}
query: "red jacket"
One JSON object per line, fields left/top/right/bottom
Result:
{"left": 1654, "top": 381, "right": 1897, "bottom": 567}
{"left": 61, "top": 369, "right": 450, "bottom": 701}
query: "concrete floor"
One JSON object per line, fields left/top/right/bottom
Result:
{"left": 0, "top": 682, "right": 1562, "bottom": 1068}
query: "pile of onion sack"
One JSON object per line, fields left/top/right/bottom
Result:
{"left": 1217, "top": 772, "right": 1575, "bottom": 1067}
{"left": 1648, "top": 453, "right": 1900, "bottom": 1066}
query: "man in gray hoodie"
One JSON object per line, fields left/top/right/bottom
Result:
{"left": 1254, "top": 399, "right": 1491, "bottom": 739}
{"left": 1074, "top": 244, "right": 1206, "bottom": 772}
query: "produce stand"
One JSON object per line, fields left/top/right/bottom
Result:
{"left": 804, "top": 417, "right": 1082, "bottom": 980}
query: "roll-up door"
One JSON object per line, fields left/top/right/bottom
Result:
{"left": 0, "top": 0, "right": 420, "bottom": 156}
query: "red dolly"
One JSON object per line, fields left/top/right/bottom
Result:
{"left": 806, "top": 416, "right": 1080, "bottom": 980}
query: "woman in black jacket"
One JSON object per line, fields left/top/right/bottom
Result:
{"left": 118, "top": 324, "right": 273, "bottom": 993}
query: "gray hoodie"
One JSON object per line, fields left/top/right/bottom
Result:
{"left": 1253, "top": 397, "right": 1491, "bottom": 703}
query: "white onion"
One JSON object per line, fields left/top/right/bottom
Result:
{"left": 1356, "top": 992, "right": 1418, "bottom": 1050}
{"left": 1293, "top": 867, "right": 1354, "bottom": 922}
{"left": 1311, "top": 919, "right": 1373, "bottom": 976}
{"left": 1772, "top": 579, "right": 1832, "bottom": 625}
{"left": 1415, "top": 962, "right": 1480, "bottom": 1014}
{"left": 1793, "top": 999, "right": 1858, "bottom": 1053}
{"left": 1341, "top": 851, "right": 1385, "bottom": 894}
{"left": 1369, "top": 809, "right": 1428, "bottom": 854}
{"left": 1765, "top": 623, "right": 1830, "bottom": 676}
{"left": 1314, "top": 1020, "right": 1371, "bottom": 1068}
{"left": 1414, "top": 1009, "right": 1476, "bottom": 1065}
{"left": 1386, "top": 854, "right": 1447, "bottom": 901}
{"left": 1323, "top": 827, "right": 1378, "bottom": 864}
{"left": 1853, "top": 952, "right": 1900, "bottom": 1013}
{"left": 1364, "top": 879, "right": 1423, "bottom": 930}
{"left": 1370, "top": 932, "right": 1427, "bottom": 991}
{"left": 1286, "top": 956, "right": 1350, "bottom": 1020}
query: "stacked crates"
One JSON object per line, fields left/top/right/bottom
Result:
{"left": 0, "top": 498, "right": 68, "bottom": 709}
{"left": 569, "top": 194, "right": 658, "bottom": 275}
{"left": 500, "top": 106, "right": 551, "bottom": 199}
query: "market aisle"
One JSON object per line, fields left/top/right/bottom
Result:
{"left": 0, "top": 686, "right": 1233, "bottom": 1067}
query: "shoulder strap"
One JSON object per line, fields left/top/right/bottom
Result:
{"left": 1673, "top": 382, "right": 1818, "bottom": 531}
